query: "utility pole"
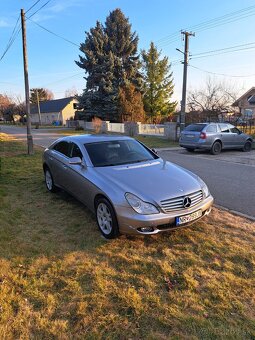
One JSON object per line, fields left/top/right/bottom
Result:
{"left": 21, "top": 8, "right": 33, "bottom": 154}
{"left": 36, "top": 89, "right": 42, "bottom": 126}
{"left": 178, "top": 31, "right": 195, "bottom": 132}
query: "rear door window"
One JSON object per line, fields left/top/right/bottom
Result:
{"left": 53, "top": 141, "right": 70, "bottom": 157}
{"left": 184, "top": 124, "right": 207, "bottom": 132}
{"left": 219, "top": 124, "right": 230, "bottom": 133}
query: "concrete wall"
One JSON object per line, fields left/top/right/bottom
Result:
{"left": 67, "top": 120, "right": 178, "bottom": 141}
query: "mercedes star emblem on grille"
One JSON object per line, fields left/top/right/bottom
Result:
{"left": 183, "top": 196, "right": 192, "bottom": 208}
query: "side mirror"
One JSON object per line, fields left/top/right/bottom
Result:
{"left": 151, "top": 148, "right": 158, "bottom": 155}
{"left": 69, "top": 157, "right": 82, "bottom": 165}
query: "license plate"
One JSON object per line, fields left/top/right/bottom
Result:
{"left": 186, "top": 134, "right": 194, "bottom": 138}
{"left": 176, "top": 210, "right": 202, "bottom": 226}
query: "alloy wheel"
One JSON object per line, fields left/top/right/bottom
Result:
{"left": 96, "top": 202, "right": 113, "bottom": 235}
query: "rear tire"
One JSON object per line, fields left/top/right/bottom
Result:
{"left": 95, "top": 198, "right": 119, "bottom": 239}
{"left": 44, "top": 168, "right": 58, "bottom": 192}
{"left": 243, "top": 140, "right": 252, "bottom": 152}
{"left": 210, "top": 141, "right": 222, "bottom": 155}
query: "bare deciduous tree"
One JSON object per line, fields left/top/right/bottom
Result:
{"left": 65, "top": 87, "right": 78, "bottom": 97}
{"left": 187, "top": 78, "right": 240, "bottom": 122}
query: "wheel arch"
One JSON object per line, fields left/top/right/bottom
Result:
{"left": 43, "top": 162, "right": 49, "bottom": 172}
{"left": 94, "top": 193, "right": 117, "bottom": 217}
{"left": 213, "top": 139, "right": 222, "bottom": 146}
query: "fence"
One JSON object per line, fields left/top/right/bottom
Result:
{"left": 108, "top": 123, "right": 125, "bottom": 133}
{"left": 66, "top": 120, "right": 178, "bottom": 140}
{"left": 139, "top": 124, "right": 165, "bottom": 136}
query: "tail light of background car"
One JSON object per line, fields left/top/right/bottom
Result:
{"left": 200, "top": 132, "right": 207, "bottom": 139}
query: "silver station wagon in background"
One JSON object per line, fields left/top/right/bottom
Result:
{"left": 179, "top": 123, "right": 253, "bottom": 155}
{"left": 43, "top": 135, "right": 213, "bottom": 239}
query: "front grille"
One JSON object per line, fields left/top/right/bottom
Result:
{"left": 160, "top": 190, "right": 203, "bottom": 213}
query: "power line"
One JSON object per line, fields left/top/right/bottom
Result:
{"left": 41, "top": 72, "right": 84, "bottom": 87}
{"left": 27, "top": 0, "right": 53, "bottom": 19}
{"left": 26, "top": 17, "right": 80, "bottom": 47}
{"left": 189, "top": 64, "right": 255, "bottom": 78}
{"left": 156, "top": 5, "right": 255, "bottom": 47}
{"left": 26, "top": 0, "right": 42, "bottom": 14}
{"left": 191, "top": 46, "right": 255, "bottom": 60}
{"left": 0, "top": 0, "right": 49, "bottom": 62}
{"left": 192, "top": 41, "right": 255, "bottom": 57}
{"left": 0, "top": 16, "right": 21, "bottom": 61}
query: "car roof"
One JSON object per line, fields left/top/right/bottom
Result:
{"left": 57, "top": 134, "right": 134, "bottom": 144}
{"left": 189, "top": 122, "right": 217, "bottom": 125}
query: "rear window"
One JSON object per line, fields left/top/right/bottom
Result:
{"left": 184, "top": 124, "right": 207, "bottom": 132}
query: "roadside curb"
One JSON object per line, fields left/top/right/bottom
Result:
{"left": 156, "top": 147, "right": 182, "bottom": 151}
{"left": 214, "top": 204, "right": 255, "bottom": 222}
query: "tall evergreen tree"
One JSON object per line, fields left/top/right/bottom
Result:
{"left": 76, "top": 9, "right": 143, "bottom": 122}
{"left": 142, "top": 42, "right": 177, "bottom": 123}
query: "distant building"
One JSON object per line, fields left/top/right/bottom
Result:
{"left": 232, "top": 87, "right": 255, "bottom": 119}
{"left": 30, "top": 97, "right": 78, "bottom": 125}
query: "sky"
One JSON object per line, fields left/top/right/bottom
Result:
{"left": 1, "top": 0, "right": 255, "bottom": 105}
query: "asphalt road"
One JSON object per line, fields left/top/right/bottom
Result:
{"left": 158, "top": 149, "right": 255, "bottom": 218}
{"left": 1, "top": 125, "right": 255, "bottom": 219}
{"left": 0, "top": 125, "right": 63, "bottom": 148}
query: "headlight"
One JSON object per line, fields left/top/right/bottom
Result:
{"left": 125, "top": 193, "right": 159, "bottom": 214}
{"left": 197, "top": 176, "right": 210, "bottom": 198}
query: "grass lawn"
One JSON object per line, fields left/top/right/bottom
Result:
{"left": 52, "top": 128, "right": 178, "bottom": 148}
{"left": 0, "top": 133, "right": 254, "bottom": 339}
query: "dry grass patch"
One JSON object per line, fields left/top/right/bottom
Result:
{"left": 0, "top": 134, "right": 254, "bottom": 339}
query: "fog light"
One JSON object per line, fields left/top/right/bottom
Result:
{"left": 139, "top": 226, "right": 154, "bottom": 233}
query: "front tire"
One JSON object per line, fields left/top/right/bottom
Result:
{"left": 44, "top": 168, "right": 58, "bottom": 192}
{"left": 210, "top": 141, "right": 222, "bottom": 155}
{"left": 243, "top": 140, "right": 252, "bottom": 152}
{"left": 95, "top": 198, "right": 119, "bottom": 239}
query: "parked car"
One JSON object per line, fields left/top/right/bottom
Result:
{"left": 179, "top": 123, "right": 253, "bottom": 154}
{"left": 43, "top": 135, "right": 213, "bottom": 238}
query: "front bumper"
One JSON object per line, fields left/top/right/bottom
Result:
{"left": 116, "top": 195, "right": 214, "bottom": 235}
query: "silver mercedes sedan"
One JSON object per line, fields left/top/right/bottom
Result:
{"left": 43, "top": 135, "right": 213, "bottom": 238}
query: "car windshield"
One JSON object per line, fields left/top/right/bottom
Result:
{"left": 84, "top": 140, "right": 158, "bottom": 167}
{"left": 184, "top": 124, "right": 207, "bottom": 132}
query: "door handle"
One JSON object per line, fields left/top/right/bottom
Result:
{"left": 49, "top": 156, "right": 53, "bottom": 161}
{"left": 63, "top": 165, "right": 68, "bottom": 170}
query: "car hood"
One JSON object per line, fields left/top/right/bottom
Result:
{"left": 94, "top": 159, "right": 202, "bottom": 204}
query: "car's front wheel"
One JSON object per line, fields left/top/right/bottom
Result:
{"left": 243, "top": 140, "right": 252, "bottom": 152}
{"left": 44, "top": 168, "right": 58, "bottom": 192}
{"left": 95, "top": 198, "right": 119, "bottom": 239}
{"left": 210, "top": 141, "right": 222, "bottom": 155}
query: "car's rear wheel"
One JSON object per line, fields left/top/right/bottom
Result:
{"left": 186, "top": 148, "right": 195, "bottom": 152}
{"left": 44, "top": 168, "right": 58, "bottom": 192}
{"left": 243, "top": 140, "right": 252, "bottom": 152}
{"left": 210, "top": 141, "right": 222, "bottom": 155}
{"left": 95, "top": 198, "right": 119, "bottom": 239}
